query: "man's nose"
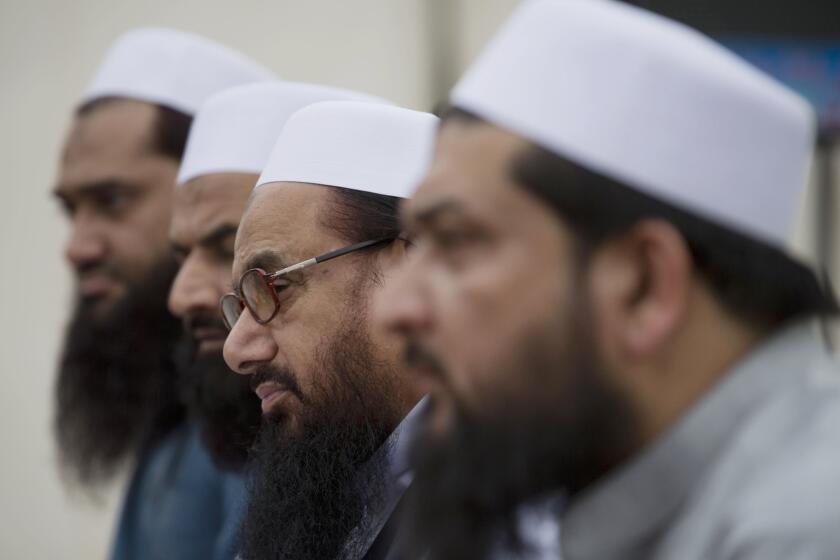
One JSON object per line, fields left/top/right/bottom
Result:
{"left": 223, "top": 308, "right": 279, "bottom": 375}
{"left": 168, "top": 253, "right": 223, "bottom": 319}
{"left": 373, "top": 254, "right": 433, "bottom": 339}
{"left": 64, "top": 215, "right": 107, "bottom": 270}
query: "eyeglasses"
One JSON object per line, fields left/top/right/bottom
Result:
{"left": 220, "top": 238, "right": 392, "bottom": 331}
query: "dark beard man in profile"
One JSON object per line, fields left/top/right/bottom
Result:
{"left": 238, "top": 319, "right": 404, "bottom": 560}
{"left": 174, "top": 311, "right": 262, "bottom": 472}
{"left": 55, "top": 259, "right": 185, "bottom": 486}
{"left": 401, "top": 297, "right": 639, "bottom": 560}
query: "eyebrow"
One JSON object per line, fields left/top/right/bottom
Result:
{"left": 53, "top": 179, "right": 138, "bottom": 200}
{"left": 243, "top": 249, "right": 290, "bottom": 274}
{"left": 202, "top": 223, "right": 238, "bottom": 248}
{"left": 408, "top": 198, "right": 465, "bottom": 228}
{"left": 172, "top": 222, "right": 239, "bottom": 255}
{"left": 53, "top": 178, "right": 128, "bottom": 198}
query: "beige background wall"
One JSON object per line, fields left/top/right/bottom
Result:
{"left": 0, "top": 0, "right": 836, "bottom": 558}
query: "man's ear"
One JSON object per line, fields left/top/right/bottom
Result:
{"left": 589, "top": 219, "right": 693, "bottom": 361}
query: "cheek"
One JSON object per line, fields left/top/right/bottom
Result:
{"left": 434, "top": 257, "right": 570, "bottom": 408}
{"left": 578, "top": 266, "right": 624, "bottom": 387}
{"left": 110, "top": 199, "right": 175, "bottom": 274}
{"left": 267, "top": 316, "right": 333, "bottom": 398}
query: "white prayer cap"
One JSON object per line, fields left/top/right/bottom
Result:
{"left": 257, "top": 101, "right": 439, "bottom": 199}
{"left": 452, "top": 0, "right": 815, "bottom": 250}
{"left": 177, "top": 82, "right": 390, "bottom": 185}
{"left": 83, "top": 27, "right": 276, "bottom": 115}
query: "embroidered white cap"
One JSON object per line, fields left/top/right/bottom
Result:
{"left": 451, "top": 0, "right": 816, "bottom": 250}
{"left": 256, "top": 101, "right": 439, "bottom": 199}
{"left": 84, "top": 27, "right": 276, "bottom": 115}
{"left": 177, "top": 82, "right": 390, "bottom": 185}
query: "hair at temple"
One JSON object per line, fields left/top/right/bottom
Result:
{"left": 441, "top": 106, "right": 839, "bottom": 329}
{"left": 321, "top": 186, "right": 403, "bottom": 247}
{"left": 76, "top": 96, "right": 193, "bottom": 161}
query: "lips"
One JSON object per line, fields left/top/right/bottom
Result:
{"left": 78, "top": 274, "right": 115, "bottom": 298}
{"left": 255, "top": 382, "right": 292, "bottom": 415}
{"left": 192, "top": 327, "right": 227, "bottom": 342}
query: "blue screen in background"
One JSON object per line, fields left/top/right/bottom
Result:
{"left": 719, "top": 38, "right": 840, "bottom": 137}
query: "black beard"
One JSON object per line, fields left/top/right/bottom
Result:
{"left": 54, "top": 259, "right": 185, "bottom": 487}
{"left": 175, "top": 335, "right": 261, "bottom": 471}
{"left": 238, "top": 318, "right": 403, "bottom": 560}
{"left": 402, "top": 291, "right": 640, "bottom": 560}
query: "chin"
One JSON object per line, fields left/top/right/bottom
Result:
{"left": 80, "top": 292, "right": 122, "bottom": 318}
{"left": 424, "top": 395, "right": 457, "bottom": 440}
{"left": 265, "top": 407, "right": 302, "bottom": 436}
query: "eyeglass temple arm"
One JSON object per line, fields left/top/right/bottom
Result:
{"left": 267, "top": 258, "right": 317, "bottom": 280}
{"left": 315, "top": 238, "right": 391, "bottom": 263}
{"left": 267, "top": 238, "right": 392, "bottom": 280}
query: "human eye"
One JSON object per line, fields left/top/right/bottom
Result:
{"left": 58, "top": 198, "right": 76, "bottom": 218}
{"left": 172, "top": 247, "right": 189, "bottom": 265}
{"left": 422, "top": 226, "right": 482, "bottom": 272}
{"left": 93, "top": 187, "right": 135, "bottom": 216}
{"left": 271, "top": 277, "right": 291, "bottom": 295}
{"left": 210, "top": 245, "right": 235, "bottom": 263}
{"left": 433, "top": 227, "right": 474, "bottom": 250}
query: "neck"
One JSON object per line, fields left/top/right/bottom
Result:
{"left": 628, "top": 291, "right": 767, "bottom": 448}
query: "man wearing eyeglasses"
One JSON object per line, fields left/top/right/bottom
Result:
{"left": 221, "top": 101, "right": 436, "bottom": 560}
{"left": 169, "top": 82, "right": 385, "bottom": 474}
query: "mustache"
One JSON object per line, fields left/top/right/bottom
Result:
{"left": 75, "top": 260, "right": 125, "bottom": 282}
{"left": 250, "top": 365, "right": 305, "bottom": 402}
{"left": 404, "top": 340, "right": 446, "bottom": 379}
{"left": 184, "top": 308, "right": 227, "bottom": 333}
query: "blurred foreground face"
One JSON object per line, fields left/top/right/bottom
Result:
{"left": 55, "top": 99, "right": 179, "bottom": 316}
{"left": 385, "top": 120, "right": 597, "bottom": 436}
{"left": 168, "top": 172, "right": 261, "bottom": 470}
{"left": 375, "top": 117, "right": 641, "bottom": 560}
{"left": 379, "top": 119, "right": 640, "bottom": 557}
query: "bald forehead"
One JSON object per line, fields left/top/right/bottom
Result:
{"left": 171, "top": 172, "right": 257, "bottom": 242}
{"left": 175, "top": 172, "right": 256, "bottom": 210}
{"left": 233, "top": 182, "right": 341, "bottom": 274}
{"left": 240, "top": 182, "right": 327, "bottom": 236}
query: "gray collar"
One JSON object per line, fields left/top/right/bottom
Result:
{"left": 387, "top": 396, "right": 428, "bottom": 483}
{"left": 561, "top": 320, "right": 826, "bottom": 559}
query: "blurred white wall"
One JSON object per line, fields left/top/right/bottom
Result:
{"left": 1, "top": 0, "right": 837, "bottom": 558}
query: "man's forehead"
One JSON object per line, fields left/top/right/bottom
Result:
{"left": 171, "top": 173, "right": 256, "bottom": 239}
{"left": 57, "top": 101, "right": 167, "bottom": 193}
{"left": 406, "top": 121, "right": 528, "bottom": 225}
{"left": 65, "top": 99, "right": 158, "bottom": 160}
{"left": 233, "top": 182, "right": 334, "bottom": 271}
{"left": 55, "top": 157, "right": 178, "bottom": 201}
{"left": 239, "top": 182, "right": 325, "bottom": 236}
